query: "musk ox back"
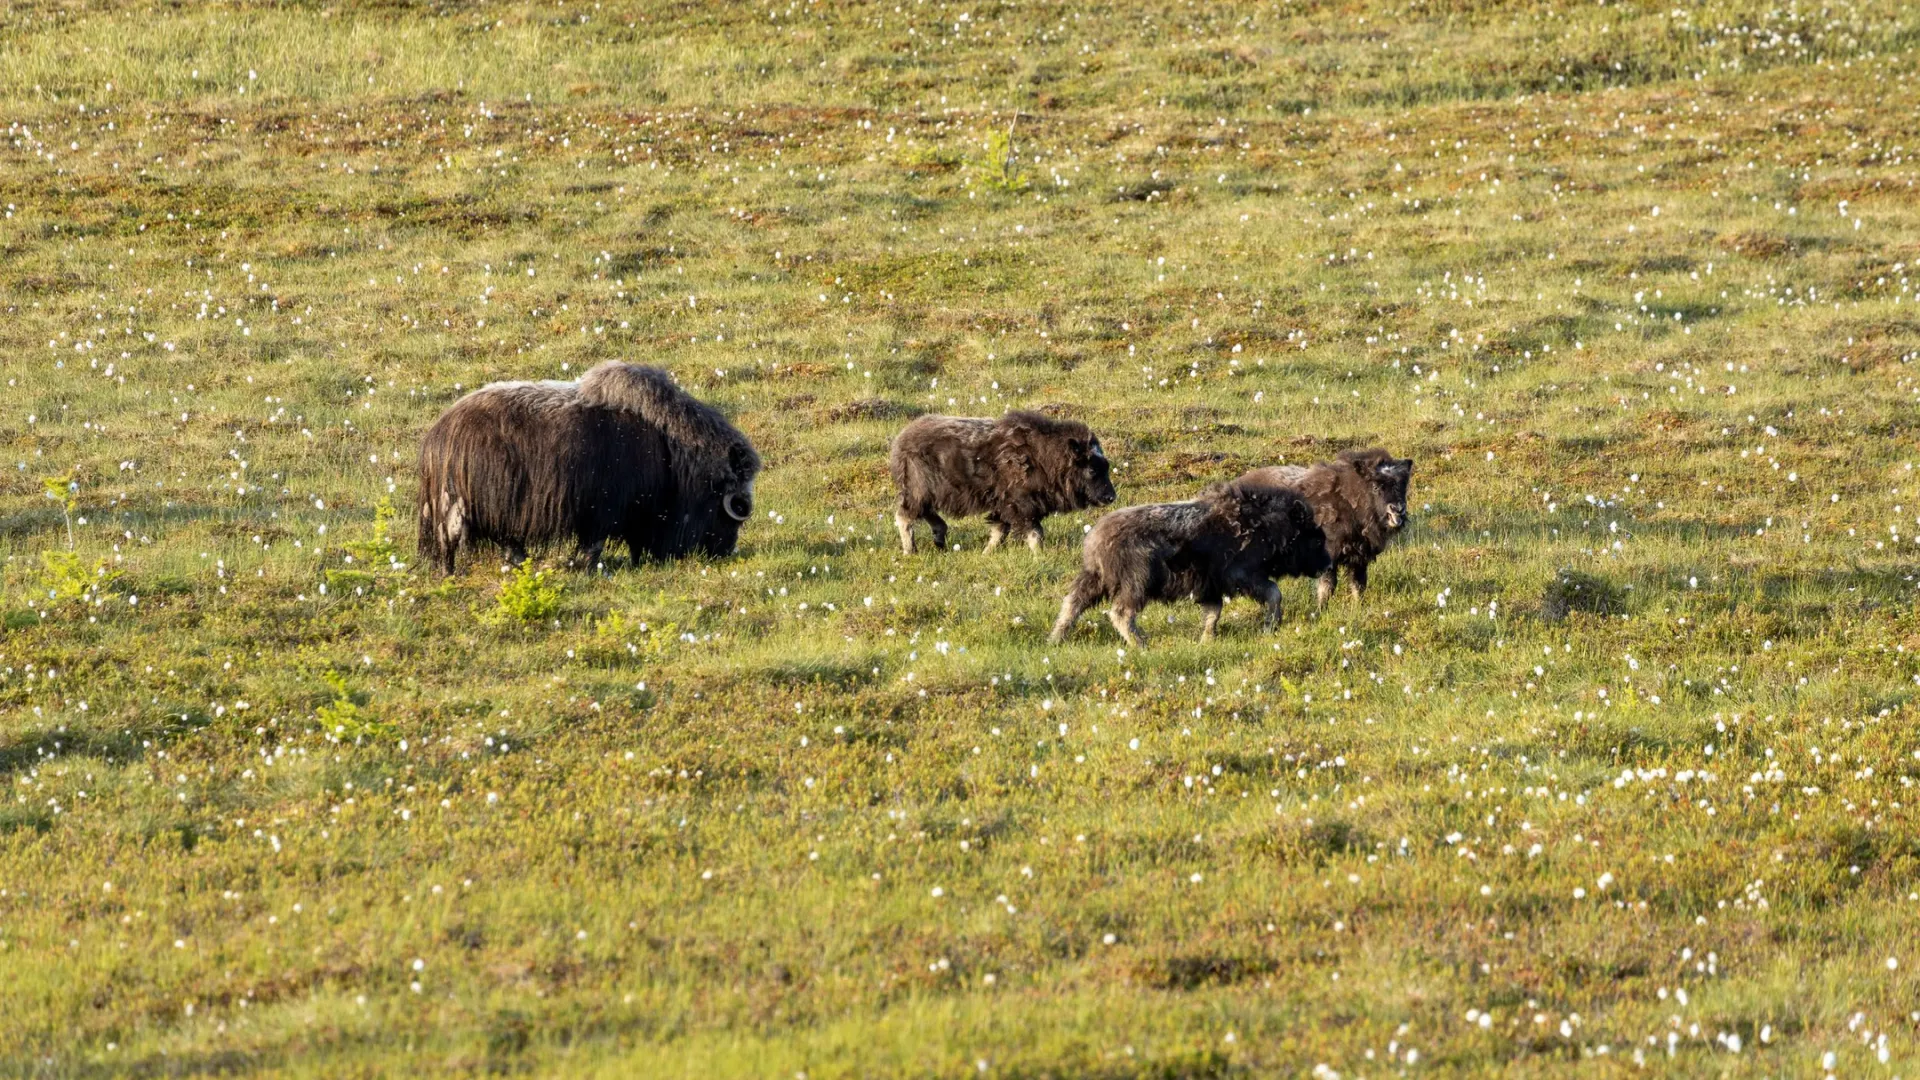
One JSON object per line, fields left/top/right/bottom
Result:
{"left": 889, "top": 410, "right": 1116, "bottom": 553}
{"left": 1049, "top": 481, "right": 1330, "bottom": 647}
{"left": 1239, "top": 447, "right": 1412, "bottom": 606}
{"left": 417, "top": 361, "right": 760, "bottom": 573}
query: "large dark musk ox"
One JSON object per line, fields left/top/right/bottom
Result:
{"left": 1239, "top": 447, "right": 1413, "bottom": 606}
{"left": 417, "top": 361, "right": 761, "bottom": 574}
{"left": 889, "top": 410, "right": 1117, "bottom": 554}
{"left": 1049, "top": 481, "right": 1330, "bottom": 648}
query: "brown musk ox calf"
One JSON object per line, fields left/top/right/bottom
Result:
{"left": 417, "top": 361, "right": 760, "bottom": 574}
{"left": 1238, "top": 447, "right": 1413, "bottom": 607}
{"left": 889, "top": 410, "right": 1116, "bottom": 554}
{"left": 1048, "top": 480, "right": 1330, "bottom": 648}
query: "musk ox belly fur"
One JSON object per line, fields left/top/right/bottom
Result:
{"left": 417, "top": 361, "right": 760, "bottom": 573}
{"left": 889, "top": 410, "right": 1117, "bottom": 553}
{"left": 1049, "top": 482, "right": 1330, "bottom": 647}
{"left": 1239, "top": 448, "right": 1413, "bottom": 604}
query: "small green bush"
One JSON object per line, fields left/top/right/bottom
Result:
{"left": 327, "top": 495, "right": 409, "bottom": 593}
{"left": 315, "top": 670, "right": 389, "bottom": 741}
{"left": 482, "top": 562, "right": 564, "bottom": 626}
{"left": 969, "top": 128, "right": 1030, "bottom": 193}
{"left": 38, "top": 549, "right": 121, "bottom": 603}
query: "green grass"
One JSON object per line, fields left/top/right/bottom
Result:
{"left": 5, "top": 0, "right": 1920, "bottom": 1074}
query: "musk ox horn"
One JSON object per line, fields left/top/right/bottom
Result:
{"left": 723, "top": 491, "right": 752, "bottom": 522}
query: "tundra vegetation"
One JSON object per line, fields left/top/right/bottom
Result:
{"left": 3, "top": 0, "right": 1920, "bottom": 1075}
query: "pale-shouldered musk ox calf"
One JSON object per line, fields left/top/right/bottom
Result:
{"left": 1049, "top": 481, "right": 1330, "bottom": 647}
{"left": 417, "top": 361, "right": 760, "bottom": 573}
{"left": 889, "top": 410, "right": 1116, "bottom": 554}
{"left": 1238, "top": 447, "right": 1412, "bottom": 607}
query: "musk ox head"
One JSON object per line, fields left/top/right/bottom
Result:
{"left": 1337, "top": 448, "right": 1414, "bottom": 530}
{"left": 701, "top": 441, "right": 760, "bottom": 556}
{"left": 575, "top": 361, "right": 763, "bottom": 559}
{"left": 1076, "top": 434, "right": 1118, "bottom": 508}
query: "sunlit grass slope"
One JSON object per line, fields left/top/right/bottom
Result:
{"left": 4, "top": 0, "right": 1920, "bottom": 1074}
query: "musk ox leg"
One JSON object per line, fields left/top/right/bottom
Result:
{"left": 1024, "top": 523, "right": 1044, "bottom": 552}
{"left": 579, "top": 538, "right": 606, "bottom": 572}
{"left": 1198, "top": 601, "right": 1224, "bottom": 642}
{"left": 1049, "top": 572, "right": 1104, "bottom": 644}
{"left": 622, "top": 528, "right": 662, "bottom": 565}
{"left": 924, "top": 512, "right": 950, "bottom": 552}
{"left": 1348, "top": 562, "right": 1369, "bottom": 600}
{"left": 1106, "top": 605, "right": 1147, "bottom": 648}
{"left": 1314, "top": 566, "right": 1338, "bottom": 609}
{"left": 428, "top": 491, "right": 466, "bottom": 575}
{"left": 983, "top": 521, "right": 1009, "bottom": 553}
{"left": 1259, "top": 581, "right": 1285, "bottom": 630}
{"left": 501, "top": 541, "right": 529, "bottom": 569}
{"left": 894, "top": 510, "right": 918, "bottom": 555}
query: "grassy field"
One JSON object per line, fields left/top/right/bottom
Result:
{"left": 5, "top": 0, "right": 1920, "bottom": 1074}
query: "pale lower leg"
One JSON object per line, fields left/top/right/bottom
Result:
{"left": 1199, "top": 602, "right": 1223, "bottom": 641}
{"left": 1315, "top": 567, "right": 1338, "bottom": 608}
{"left": 1049, "top": 593, "right": 1086, "bottom": 643}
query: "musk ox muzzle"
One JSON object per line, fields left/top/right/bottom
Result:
{"left": 416, "top": 361, "right": 761, "bottom": 573}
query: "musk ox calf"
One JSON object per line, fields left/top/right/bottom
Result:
{"left": 417, "top": 361, "right": 760, "bottom": 573}
{"left": 1049, "top": 481, "right": 1330, "bottom": 647}
{"left": 889, "top": 410, "right": 1116, "bottom": 554}
{"left": 1238, "top": 447, "right": 1413, "bottom": 606}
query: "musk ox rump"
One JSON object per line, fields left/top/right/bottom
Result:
{"left": 417, "top": 362, "right": 760, "bottom": 573}
{"left": 1049, "top": 481, "right": 1330, "bottom": 647}
{"left": 1239, "top": 447, "right": 1412, "bottom": 606}
{"left": 889, "top": 409, "right": 1116, "bottom": 554}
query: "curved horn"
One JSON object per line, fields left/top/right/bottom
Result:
{"left": 723, "top": 491, "right": 752, "bottom": 522}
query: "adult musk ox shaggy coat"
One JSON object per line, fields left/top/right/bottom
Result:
{"left": 1238, "top": 447, "right": 1413, "bottom": 606}
{"left": 417, "top": 362, "right": 761, "bottom": 573}
{"left": 889, "top": 410, "right": 1116, "bottom": 554}
{"left": 1049, "top": 481, "right": 1330, "bottom": 648}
